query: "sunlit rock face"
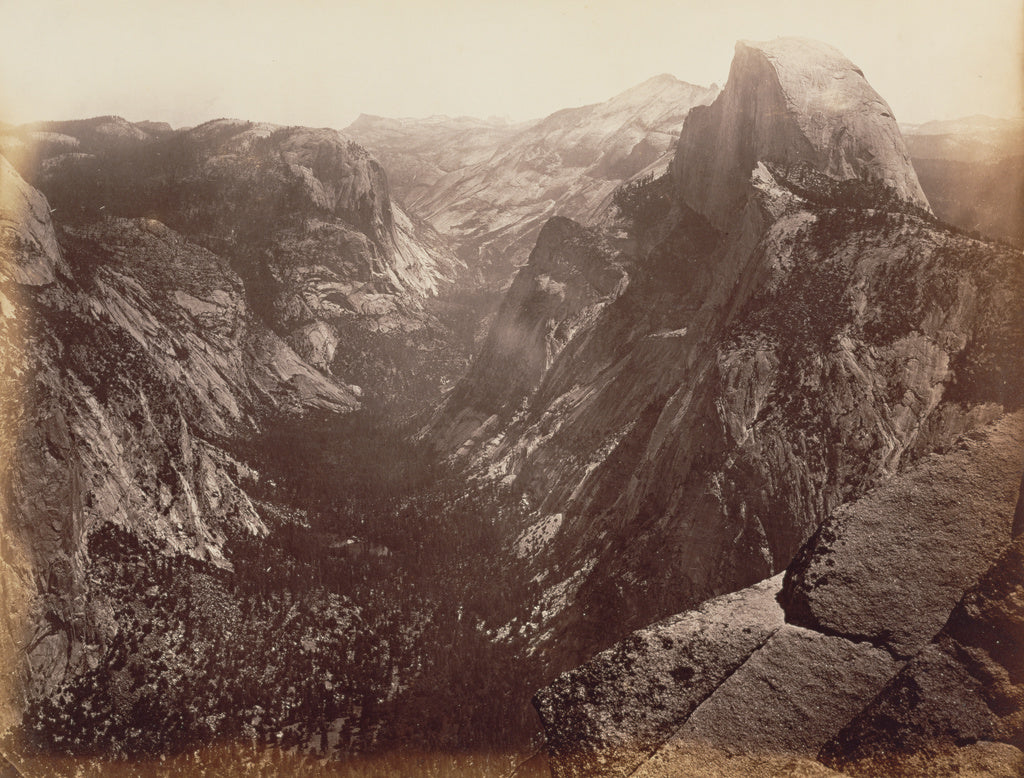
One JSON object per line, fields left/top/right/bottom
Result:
{"left": 171, "top": 121, "right": 460, "bottom": 302}
{"left": 3, "top": 116, "right": 464, "bottom": 404}
{"left": 0, "top": 155, "right": 69, "bottom": 286}
{"left": 673, "top": 38, "right": 930, "bottom": 232}
{"left": 429, "top": 37, "right": 1023, "bottom": 685}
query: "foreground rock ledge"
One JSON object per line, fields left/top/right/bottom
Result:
{"left": 535, "top": 411, "right": 1024, "bottom": 778}
{"left": 781, "top": 411, "right": 1024, "bottom": 657}
{"left": 533, "top": 574, "right": 785, "bottom": 777}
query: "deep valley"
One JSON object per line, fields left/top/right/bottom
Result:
{"left": 0, "top": 34, "right": 1022, "bottom": 778}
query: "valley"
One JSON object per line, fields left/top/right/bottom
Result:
{"left": 1, "top": 34, "right": 1022, "bottom": 778}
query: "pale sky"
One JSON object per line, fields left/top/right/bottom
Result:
{"left": 1, "top": 0, "right": 1021, "bottom": 129}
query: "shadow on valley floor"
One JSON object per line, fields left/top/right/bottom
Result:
{"left": 9, "top": 407, "right": 551, "bottom": 775}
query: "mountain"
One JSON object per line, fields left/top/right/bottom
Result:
{"left": 672, "top": 39, "right": 929, "bottom": 229}
{"left": 2, "top": 36, "right": 1023, "bottom": 778}
{"left": 11, "top": 117, "right": 462, "bottom": 301}
{"left": 0, "top": 155, "right": 361, "bottom": 728}
{"left": 0, "top": 114, "right": 470, "bottom": 732}
{"left": 0, "top": 116, "right": 468, "bottom": 408}
{"left": 427, "top": 36, "right": 1024, "bottom": 685}
{"left": 901, "top": 116, "right": 1024, "bottom": 246}
{"left": 348, "top": 75, "right": 719, "bottom": 281}
{"left": 344, "top": 113, "right": 528, "bottom": 208}
{"left": 429, "top": 216, "right": 628, "bottom": 454}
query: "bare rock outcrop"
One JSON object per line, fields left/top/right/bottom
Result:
{"left": 782, "top": 414, "right": 1024, "bottom": 656}
{"left": 634, "top": 626, "right": 898, "bottom": 774}
{"left": 533, "top": 574, "right": 784, "bottom": 777}
{"left": 822, "top": 532, "right": 1024, "bottom": 775}
{"left": 673, "top": 38, "right": 929, "bottom": 231}
{"left": 536, "top": 413, "right": 1024, "bottom": 778}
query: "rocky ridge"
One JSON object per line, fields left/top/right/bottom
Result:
{"left": 428, "top": 37, "right": 1024, "bottom": 681}
{"left": 1, "top": 116, "right": 465, "bottom": 405}
{"left": 902, "top": 116, "right": 1024, "bottom": 164}
{"left": 823, "top": 531, "right": 1024, "bottom": 776}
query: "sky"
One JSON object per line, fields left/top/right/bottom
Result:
{"left": 1, "top": 0, "right": 1021, "bottom": 129}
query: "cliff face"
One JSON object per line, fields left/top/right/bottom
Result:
{"left": 3, "top": 117, "right": 463, "bottom": 402}
{"left": 429, "top": 38, "right": 1024, "bottom": 676}
{"left": 535, "top": 412, "right": 1024, "bottom": 778}
{"left": 0, "top": 149, "right": 372, "bottom": 726}
{"left": 0, "top": 156, "right": 69, "bottom": 285}
{"left": 426, "top": 216, "right": 627, "bottom": 453}
{"left": 673, "top": 38, "right": 929, "bottom": 231}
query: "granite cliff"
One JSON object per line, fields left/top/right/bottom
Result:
{"left": 0, "top": 154, "right": 362, "bottom": 729}
{"left": 428, "top": 37, "right": 1024, "bottom": 682}
{"left": 0, "top": 115, "right": 462, "bottom": 733}
{"left": 672, "top": 38, "right": 929, "bottom": 231}
{"left": 429, "top": 216, "right": 628, "bottom": 454}
{"left": 2, "top": 117, "right": 465, "bottom": 406}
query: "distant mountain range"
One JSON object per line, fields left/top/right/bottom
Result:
{"left": 347, "top": 75, "right": 720, "bottom": 281}
{"left": 901, "top": 114, "right": 1023, "bottom": 162}
{"left": 348, "top": 85, "right": 1022, "bottom": 277}
{"left": 900, "top": 115, "right": 1024, "bottom": 245}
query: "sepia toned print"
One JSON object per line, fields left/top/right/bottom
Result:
{"left": 0, "top": 2, "right": 1022, "bottom": 776}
